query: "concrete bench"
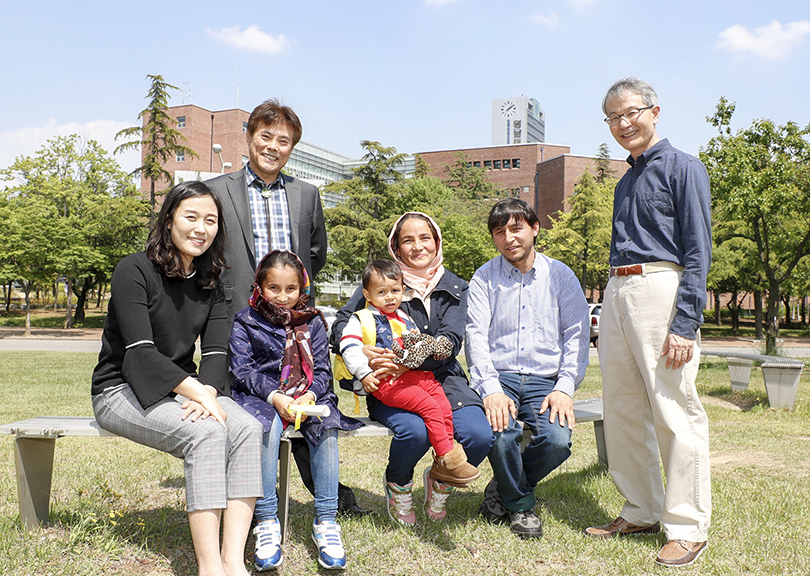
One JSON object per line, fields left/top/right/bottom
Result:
{"left": 0, "top": 398, "right": 605, "bottom": 537}
{"left": 701, "top": 349, "right": 804, "bottom": 409}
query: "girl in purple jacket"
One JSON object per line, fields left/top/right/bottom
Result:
{"left": 229, "top": 250, "right": 361, "bottom": 572}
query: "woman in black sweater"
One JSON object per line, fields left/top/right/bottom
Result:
{"left": 92, "top": 181, "right": 262, "bottom": 576}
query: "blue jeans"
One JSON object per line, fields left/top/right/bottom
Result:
{"left": 488, "top": 373, "right": 572, "bottom": 512}
{"left": 370, "top": 404, "right": 494, "bottom": 486}
{"left": 254, "top": 416, "right": 339, "bottom": 523}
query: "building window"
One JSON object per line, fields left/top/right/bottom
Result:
{"left": 242, "top": 155, "right": 249, "bottom": 167}
{"left": 523, "top": 186, "right": 530, "bottom": 194}
{"left": 473, "top": 161, "right": 481, "bottom": 167}
{"left": 484, "top": 160, "right": 492, "bottom": 169}
{"left": 513, "top": 159, "right": 520, "bottom": 169}
{"left": 493, "top": 160, "right": 501, "bottom": 169}
{"left": 503, "top": 159, "right": 511, "bottom": 169}
{"left": 242, "top": 121, "right": 248, "bottom": 133}
{"left": 177, "top": 151, "right": 185, "bottom": 162}
{"left": 177, "top": 116, "right": 186, "bottom": 128}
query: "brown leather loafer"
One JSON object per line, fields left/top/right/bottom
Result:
{"left": 584, "top": 516, "right": 661, "bottom": 539}
{"left": 655, "top": 539, "right": 707, "bottom": 567}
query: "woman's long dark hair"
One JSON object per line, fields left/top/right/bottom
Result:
{"left": 145, "top": 180, "right": 227, "bottom": 290}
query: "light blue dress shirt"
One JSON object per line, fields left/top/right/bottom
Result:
{"left": 465, "top": 251, "right": 589, "bottom": 399}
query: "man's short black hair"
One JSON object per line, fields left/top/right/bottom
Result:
{"left": 362, "top": 259, "right": 403, "bottom": 289}
{"left": 487, "top": 198, "right": 540, "bottom": 234}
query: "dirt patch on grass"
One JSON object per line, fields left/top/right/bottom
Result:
{"left": 701, "top": 396, "right": 743, "bottom": 411}
{"left": 711, "top": 449, "right": 782, "bottom": 470}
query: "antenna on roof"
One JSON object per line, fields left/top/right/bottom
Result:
{"left": 180, "top": 82, "right": 191, "bottom": 104}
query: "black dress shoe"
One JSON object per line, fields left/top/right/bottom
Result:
{"left": 337, "top": 486, "right": 372, "bottom": 517}
{"left": 338, "top": 501, "right": 372, "bottom": 517}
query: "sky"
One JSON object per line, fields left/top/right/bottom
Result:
{"left": 1, "top": 0, "right": 809, "bottom": 178}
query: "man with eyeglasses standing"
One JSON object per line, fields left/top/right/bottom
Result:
{"left": 584, "top": 78, "right": 712, "bottom": 568}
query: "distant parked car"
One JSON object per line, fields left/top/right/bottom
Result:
{"left": 588, "top": 303, "right": 601, "bottom": 346}
{"left": 316, "top": 305, "right": 338, "bottom": 337}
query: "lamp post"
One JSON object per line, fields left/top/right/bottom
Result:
{"left": 212, "top": 144, "right": 228, "bottom": 173}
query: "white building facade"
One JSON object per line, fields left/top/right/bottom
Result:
{"left": 491, "top": 97, "right": 545, "bottom": 146}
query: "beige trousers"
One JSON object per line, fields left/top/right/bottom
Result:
{"left": 599, "top": 269, "right": 711, "bottom": 541}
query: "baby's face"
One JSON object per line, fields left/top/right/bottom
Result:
{"left": 363, "top": 273, "right": 404, "bottom": 315}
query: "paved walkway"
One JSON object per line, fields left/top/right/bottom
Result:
{"left": 2, "top": 326, "right": 810, "bottom": 357}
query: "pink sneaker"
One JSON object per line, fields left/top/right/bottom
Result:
{"left": 384, "top": 474, "right": 416, "bottom": 526}
{"left": 423, "top": 467, "right": 453, "bottom": 521}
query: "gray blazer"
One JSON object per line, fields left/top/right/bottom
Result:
{"left": 205, "top": 168, "right": 328, "bottom": 323}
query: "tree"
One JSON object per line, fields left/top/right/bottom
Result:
{"left": 707, "top": 219, "right": 761, "bottom": 333}
{"left": 1, "top": 135, "right": 148, "bottom": 328}
{"left": 542, "top": 170, "right": 614, "bottom": 299}
{"left": 594, "top": 143, "right": 616, "bottom": 184}
{"left": 322, "top": 141, "right": 406, "bottom": 273}
{"left": 323, "top": 142, "right": 498, "bottom": 282}
{"left": 441, "top": 152, "right": 502, "bottom": 199}
{"left": 701, "top": 97, "right": 810, "bottom": 354}
{"left": 115, "top": 74, "right": 197, "bottom": 221}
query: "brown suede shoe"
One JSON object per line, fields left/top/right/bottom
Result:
{"left": 655, "top": 540, "right": 707, "bottom": 567}
{"left": 584, "top": 516, "right": 661, "bottom": 539}
{"left": 429, "top": 442, "right": 480, "bottom": 487}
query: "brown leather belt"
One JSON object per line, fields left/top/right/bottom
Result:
{"left": 609, "top": 262, "right": 683, "bottom": 278}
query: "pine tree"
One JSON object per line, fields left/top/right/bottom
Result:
{"left": 115, "top": 74, "right": 198, "bottom": 221}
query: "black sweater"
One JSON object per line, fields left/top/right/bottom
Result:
{"left": 91, "top": 252, "right": 230, "bottom": 408}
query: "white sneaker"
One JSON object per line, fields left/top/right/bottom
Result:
{"left": 312, "top": 520, "right": 347, "bottom": 570}
{"left": 253, "top": 519, "right": 283, "bottom": 571}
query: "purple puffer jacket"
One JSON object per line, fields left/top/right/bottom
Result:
{"left": 229, "top": 307, "right": 363, "bottom": 446}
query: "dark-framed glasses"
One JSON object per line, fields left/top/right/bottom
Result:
{"left": 604, "top": 105, "right": 654, "bottom": 126}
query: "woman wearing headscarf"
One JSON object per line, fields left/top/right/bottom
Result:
{"left": 331, "top": 212, "right": 493, "bottom": 525}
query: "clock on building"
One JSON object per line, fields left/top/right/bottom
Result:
{"left": 500, "top": 101, "right": 516, "bottom": 118}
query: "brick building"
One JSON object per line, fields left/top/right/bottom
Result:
{"left": 139, "top": 105, "right": 250, "bottom": 196}
{"left": 417, "top": 143, "right": 629, "bottom": 227}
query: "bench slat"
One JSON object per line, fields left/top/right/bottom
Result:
{"left": 1, "top": 398, "right": 606, "bottom": 535}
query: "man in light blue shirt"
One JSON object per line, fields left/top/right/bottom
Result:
{"left": 466, "top": 198, "right": 589, "bottom": 539}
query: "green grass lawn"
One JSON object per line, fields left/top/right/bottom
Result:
{"left": 1, "top": 351, "right": 809, "bottom": 575}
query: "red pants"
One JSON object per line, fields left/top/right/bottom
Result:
{"left": 373, "top": 370, "right": 454, "bottom": 456}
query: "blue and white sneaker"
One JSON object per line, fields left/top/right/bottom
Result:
{"left": 253, "top": 519, "right": 283, "bottom": 571}
{"left": 311, "top": 520, "right": 347, "bottom": 570}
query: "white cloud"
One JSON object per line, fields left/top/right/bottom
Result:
{"left": 717, "top": 20, "right": 810, "bottom": 60}
{"left": 205, "top": 25, "right": 291, "bottom": 54}
{"left": 0, "top": 119, "right": 141, "bottom": 179}
{"left": 567, "top": 0, "right": 595, "bottom": 11}
{"left": 531, "top": 12, "right": 560, "bottom": 29}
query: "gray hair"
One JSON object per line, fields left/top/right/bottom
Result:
{"left": 601, "top": 77, "right": 658, "bottom": 115}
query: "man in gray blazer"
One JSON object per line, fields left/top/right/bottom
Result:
{"left": 205, "top": 99, "right": 366, "bottom": 527}
{"left": 205, "top": 98, "right": 327, "bottom": 323}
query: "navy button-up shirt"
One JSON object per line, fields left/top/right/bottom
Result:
{"left": 610, "top": 138, "right": 712, "bottom": 339}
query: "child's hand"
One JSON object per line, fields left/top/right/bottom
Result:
{"left": 287, "top": 392, "right": 317, "bottom": 423}
{"left": 272, "top": 393, "right": 296, "bottom": 422}
{"left": 361, "top": 373, "right": 380, "bottom": 393}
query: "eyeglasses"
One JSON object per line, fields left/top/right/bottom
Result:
{"left": 604, "top": 106, "right": 654, "bottom": 127}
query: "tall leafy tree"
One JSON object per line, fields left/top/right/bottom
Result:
{"left": 2, "top": 135, "right": 148, "bottom": 327}
{"left": 542, "top": 170, "right": 614, "bottom": 299}
{"left": 442, "top": 152, "right": 502, "bottom": 199}
{"left": 322, "top": 141, "right": 405, "bottom": 272}
{"left": 701, "top": 97, "right": 810, "bottom": 354}
{"left": 115, "top": 74, "right": 197, "bottom": 221}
